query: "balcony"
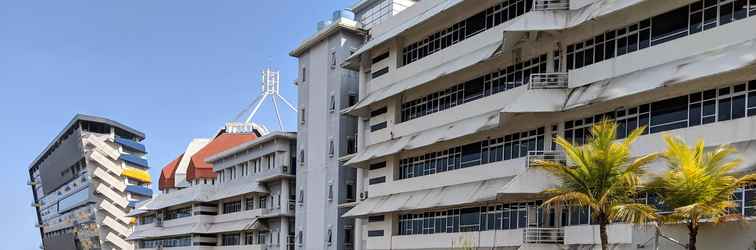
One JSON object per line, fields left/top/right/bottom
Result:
{"left": 533, "top": 0, "right": 569, "bottom": 11}
{"left": 256, "top": 166, "right": 295, "bottom": 182}
{"left": 528, "top": 73, "right": 569, "bottom": 90}
{"left": 526, "top": 151, "right": 566, "bottom": 168}
{"left": 523, "top": 227, "right": 564, "bottom": 244}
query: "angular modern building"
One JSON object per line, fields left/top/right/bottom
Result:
{"left": 339, "top": 0, "right": 756, "bottom": 249}
{"left": 29, "top": 114, "right": 152, "bottom": 250}
{"left": 128, "top": 126, "right": 299, "bottom": 250}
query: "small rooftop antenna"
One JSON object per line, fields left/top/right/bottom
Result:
{"left": 231, "top": 67, "right": 296, "bottom": 132}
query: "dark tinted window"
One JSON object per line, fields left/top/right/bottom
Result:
{"left": 651, "top": 6, "right": 689, "bottom": 45}
{"left": 369, "top": 162, "right": 386, "bottom": 170}
{"left": 369, "top": 176, "right": 386, "bottom": 185}
{"left": 370, "top": 122, "right": 387, "bottom": 132}
{"left": 370, "top": 107, "right": 387, "bottom": 117}
{"left": 371, "top": 52, "right": 390, "bottom": 64}
{"left": 371, "top": 67, "right": 389, "bottom": 79}
{"left": 367, "top": 230, "right": 384, "bottom": 237}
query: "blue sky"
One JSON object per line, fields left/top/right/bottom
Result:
{"left": 0, "top": 0, "right": 352, "bottom": 248}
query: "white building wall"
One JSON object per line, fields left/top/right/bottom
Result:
{"left": 294, "top": 20, "right": 365, "bottom": 250}
{"left": 345, "top": 0, "right": 756, "bottom": 249}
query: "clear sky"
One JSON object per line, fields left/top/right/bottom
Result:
{"left": 0, "top": 0, "right": 352, "bottom": 248}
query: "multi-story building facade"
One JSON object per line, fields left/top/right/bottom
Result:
{"left": 289, "top": 3, "right": 419, "bottom": 249}
{"left": 289, "top": 10, "right": 363, "bottom": 250}
{"left": 341, "top": 0, "right": 756, "bottom": 249}
{"left": 128, "top": 130, "right": 297, "bottom": 250}
{"left": 29, "top": 114, "right": 152, "bottom": 250}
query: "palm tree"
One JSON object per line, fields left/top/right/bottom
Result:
{"left": 647, "top": 135, "right": 756, "bottom": 250}
{"left": 532, "top": 120, "right": 658, "bottom": 250}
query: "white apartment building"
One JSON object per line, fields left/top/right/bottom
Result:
{"left": 289, "top": 10, "right": 363, "bottom": 250}
{"left": 290, "top": 2, "right": 420, "bottom": 249}
{"left": 29, "top": 114, "right": 152, "bottom": 250}
{"left": 340, "top": 0, "right": 756, "bottom": 249}
{"left": 128, "top": 131, "right": 297, "bottom": 250}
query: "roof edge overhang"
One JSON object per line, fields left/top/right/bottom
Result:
{"left": 29, "top": 114, "right": 145, "bottom": 170}
{"left": 290, "top": 20, "right": 366, "bottom": 58}
{"left": 205, "top": 132, "right": 297, "bottom": 164}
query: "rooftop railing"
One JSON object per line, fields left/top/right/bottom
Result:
{"left": 533, "top": 0, "right": 570, "bottom": 11}
{"left": 527, "top": 150, "right": 567, "bottom": 168}
{"left": 528, "top": 73, "right": 569, "bottom": 89}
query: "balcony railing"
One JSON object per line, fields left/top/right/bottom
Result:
{"left": 533, "top": 0, "right": 569, "bottom": 11}
{"left": 527, "top": 151, "right": 567, "bottom": 168}
{"left": 523, "top": 227, "right": 564, "bottom": 244}
{"left": 528, "top": 73, "right": 569, "bottom": 89}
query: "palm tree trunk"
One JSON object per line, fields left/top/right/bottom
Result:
{"left": 687, "top": 222, "right": 698, "bottom": 250}
{"left": 599, "top": 216, "right": 609, "bottom": 250}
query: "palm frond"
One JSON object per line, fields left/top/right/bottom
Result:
{"left": 610, "top": 203, "right": 657, "bottom": 224}
{"left": 543, "top": 191, "right": 597, "bottom": 210}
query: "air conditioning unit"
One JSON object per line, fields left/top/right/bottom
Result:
{"left": 359, "top": 191, "right": 368, "bottom": 201}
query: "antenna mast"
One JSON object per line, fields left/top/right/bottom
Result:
{"left": 230, "top": 67, "right": 296, "bottom": 132}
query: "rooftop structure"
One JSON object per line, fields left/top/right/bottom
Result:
{"left": 232, "top": 67, "right": 296, "bottom": 132}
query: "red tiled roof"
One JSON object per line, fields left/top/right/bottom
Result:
{"left": 158, "top": 154, "right": 183, "bottom": 190}
{"left": 186, "top": 133, "right": 258, "bottom": 181}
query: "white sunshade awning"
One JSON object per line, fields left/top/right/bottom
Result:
{"left": 345, "top": 111, "right": 500, "bottom": 166}
{"left": 127, "top": 223, "right": 200, "bottom": 240}
{"left": 133, "top": 181, "right": 269, "bottom": 213}
{"left": 731, "top": 140, "right": 756, "bottom": 174}
{"left": 502, "top": 0, "right": 647, "bottom": 31}
{"left": 497, "top": 167, "right": 559, "bottom": 201}
{"left": 345, "top": 33, "right": 512, "bottom": 116}
{"left": 498, "top": 38, "right": 756, "bottom": 116}
{"left": 203, "top": 218, "right": 264, "bottom": 234}
{"left": 346, "top": 0, "right": 646, "bottom": 63}
{"left": 208, "top": 181, "right": 269, "bottom": 201}
{"left": 564, "top": 38, "right": 756, "bottom": 110}
{"left": 500, "top": 88, "right": 571, "bottom": 114}
{"left": 343, "top": 177, "right": 513, "bottom": 217}
{"left": 346, "top": 0, "right": 465, "bottom": 63}
{"left": 138, "top": 185, "right": 214, "bottom": 211}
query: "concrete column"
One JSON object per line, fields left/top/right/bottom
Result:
{"left": 280, "top": 217, "right": 289, "bottom": 250}
{"left": 281, "top": 179, "right": 290, "bottom": 215}
{"left": 354, "top": 218, "right": 364, "bottom": 250}
{"left": 354, "top": 168, "right": 366, "bottom": 250}
{"left": 355, "top": 168, "right": 365, "bottom": 199}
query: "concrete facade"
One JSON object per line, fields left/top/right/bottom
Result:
{"left": 341, "top": 0, "right": 756, "bottom": 249}
{"left": 290, "top": 12, "right": 364, "bottom": 250}
{"left": 129, "top": 132, "right": 297, "bottom": 250}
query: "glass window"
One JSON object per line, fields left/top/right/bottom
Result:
{"left": 222, "top": 233, "right": 241, "bottom": 246}
{"left": 223, "top": 200, "right": 242, "bottom": 214}
{"left": 721, "top": 2, "right": 735, "bottom": 25}
{"left": 245, "top": 198, "right": 255, "bottom": 210}
{"left": 745, "top": 186, "right": 756, "bottom": 216}
{"left": 651, "top": 6, "right": 689, "bottom": 45}
{"left": 650, "top": 96, "right": 689, "bottom": 133}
